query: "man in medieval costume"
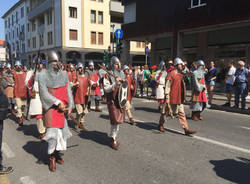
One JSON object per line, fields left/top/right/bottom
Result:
{"left": 25, "top": 61, "right": 46, "bottom": 139}
{"left": 13, "top": 61, "right": 27, "bottom": 126}
{"left": 190, "top": 60, "right": 207, "bottom": 121}
{"left": 103, "top": 56, "right": 125, "bottom": 150}
{"left": 1, "top": 63, "right": 16, "bottom": 115}
{"left": 124, "top": 65, "right": 136, "bottom": 125}
{"left": 86, "top": 61, "right": 102, "bottom": 112}
{"left": 38, "top": 51, "right": 73, "bottom": 172}
{"left": 158, "top": 57, "right": 197, "bottom": 135}
{"left": 98, "top": 62, "right": 107, "bottom": 102}
{"left": 72, "top": 63, "right": 90, "bottom": 130}
{"left": 66, "top": 64, "right": 77, "bottom": 87}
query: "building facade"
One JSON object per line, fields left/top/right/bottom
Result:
{"left": 2, "top": 0, "right": 146, "bottom": 66}
{"left": 0, "top": 41, "right": 6, "bottom": 62}
{"left": 122, "top": 0, "right": 250, "bottom": 68}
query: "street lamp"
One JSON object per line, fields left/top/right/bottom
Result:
{"left": 111, "top": 24, "right": 115, "bottom": 54}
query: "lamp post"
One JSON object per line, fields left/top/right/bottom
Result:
{"left": 111, "top": 24, "right": 115, "bottom": 54}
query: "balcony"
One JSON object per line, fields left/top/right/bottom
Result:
{"left": 110, "top": 0, "right": 124, "bottom": 16}
{"left": 28, "top": 0, "right": 53, "bottom": 20}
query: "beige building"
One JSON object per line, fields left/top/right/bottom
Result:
{"left": 2, "top": 0, "right": 147, "bottom": 66}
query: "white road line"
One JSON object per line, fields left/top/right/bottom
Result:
{"left": 239, "top": 126, "right": 250, "bottom": 130}
{"left": 101, "top": 110, "right": 250, "bottom": 154}
{"left": 2, "top": 142, "right": 15, "bottom": 158}
{"left": 20, "top": 176, "right": 36, "bottom": 184}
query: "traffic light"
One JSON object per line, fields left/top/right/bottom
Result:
{"left": 103, "top": 51, "right": 108, "bottom": 61}
{"left": 116, "top": 42, "right": 123, "bottom": 58}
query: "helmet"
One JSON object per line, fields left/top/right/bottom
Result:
{"left": 6, "top": 63, "right": 11, "bottom": 69}
{"left": 76, "top": 63, "right": 84, "bottom": 69}
{"left": 47, "top": 50, "right": 59, "bottom": 63}
{"left": 0, "top": 63, "right": 4, "bottom": 69}
{"left": 23, "top": 65, "right": 27, "bottom": 70}
{"left": 15, "top": 60, "right": 22, "bottom": 67}
{"left": 89, "top": 61, "right": 94, "bottom": 66}
{"left": 159, "top": 61, "right": 165, "bottom": 69}
{"left": 101, "top": 62, "right": 106, "bottom": 67}
{"left": 111, "top": 56, "right": 121, "bottom": 68}
{"left": 197, "top": 60, "right": 205, "bottom": 67}
{"left": 69, "top": 64, "right": 74, "bottom": 69}
{"left": 174, "top": 57, "right": 184, "bottom": 66}
{"left": 123, "top": 65, "right": 129, "bottom": 71}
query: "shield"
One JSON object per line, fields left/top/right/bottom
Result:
{"left": 118, "top": 81, "right": 128, "bottom": 108}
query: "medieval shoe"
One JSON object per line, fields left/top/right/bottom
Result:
{"left": 40, "top": 133, "right": 46, "bottom": 140}
{"left": 49, "top": 156, "right": 56, "bottom": 172}
{"left": 95, "top": 106, "right": 102, "bottom": 112}
{"left": 111, "top": 139, "right": 120, "bottom": 150}
{"left": 129, "top": 118, "right": 136, "bottom": 125}
{"left": 158, "top": 125, "right": 166, "bottom": 133}
{"left": 55, "top": 152, "right": 64, "bottom": 165}
{"left": 191, "top": 112, "right": 199, "bottom": 121}
{"left": 18, "top": 117, "right": 24, "bottom": 126}
{"left": 184, "top": 128, "right": 197, "bottom": 136}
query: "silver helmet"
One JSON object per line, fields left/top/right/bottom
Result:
{"left": 101, "top": 62, "right": 106, "bottom": 67}
{"left": 89, "top": 60, "right": 94, "bottom": 66}
{"left": 69, "top": 64, "right": 74, "bottom": 69}
{"left": 197, "top": 60, "right": 205, "bottom": 67}
{"left": 123, "top": 65, "right": 129, "bottom": 71}
{"left": 76, "top": 63, "right": 84, "bottom": 69}
{"left": 6, "top": 63, "right": 11, "bottom": 69}
{"left": 159, "top": 61, "right": 165, "bottom": 69}
{"left": 111, "top": 56, "right": 121, "bottom": 69}
{"left": 174, "top": 57, "right": 184, "bottom": 66}
{"left": 47, "top": 50, "right": 59, "bottom": 63}
{"left": 15, "top": 60, "right": 22, "bottom": 67}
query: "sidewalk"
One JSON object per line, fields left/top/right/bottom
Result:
{"left": 135, "top": 90, "right": 250, "bottom": 115}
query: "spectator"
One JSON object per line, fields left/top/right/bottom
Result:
{"left": 190, "top": 62, "right": 198, "bottom": 73}
{"left": 247, "top": 64, "right": 250, "bottom": 101}
{"left": 150, "top": 65, "right": 157, "bottom": 97}
{"left": 233, "top": 60, "right": 250, "bottom": 109}
{"left": 205, "top": 61, "right": 217, "bottom": 105}
{"left": 223, "top": 62, "right": 236, "bottom": 107}
{"left": 143, "top": 65, "right": 151, "bottom": 96}
{"left": 138, "top": 66, "right": 144, "bottom": 96}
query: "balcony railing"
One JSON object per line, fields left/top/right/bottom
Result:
{"left": 28, "top": 0, "right": 53, "bottom": 20}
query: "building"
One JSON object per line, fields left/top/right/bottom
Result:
{"left": 2, "top": 0, "right": 146, "bottom": 66}
{"left": 122, "top": 0, "right": 250, "bottom": 68}
{"left": 0, "top": 40, "right": 6, "bottom": 62}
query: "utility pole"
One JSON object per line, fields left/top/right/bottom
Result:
{"left": 111, "top": 24, "right": 115, "bottom": 55}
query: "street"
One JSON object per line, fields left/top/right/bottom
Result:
{"left": 1, "top": 98, "right": 250, "bottom": 184}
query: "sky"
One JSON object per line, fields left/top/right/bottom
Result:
{"left": 0, "top": 0, "right": 19, "bottom": 40}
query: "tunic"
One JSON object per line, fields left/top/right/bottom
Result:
{"left": 13, "top": 72, "right": 27, "bottom": 98}
{"left": 74, "top": 74, "right": 89, "bottom": 105}
{"left": 155, "top": 70, "right": 168, "bottom": 100}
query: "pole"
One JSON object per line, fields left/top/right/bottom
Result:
{"left": 145, "top": 54, "right": 147, "bottom": 65}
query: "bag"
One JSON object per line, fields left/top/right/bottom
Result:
{"left": 108, "top": 103, "right": 125, "bottom": 124}
{"left": 0, "top": 89, "right": 9, "bottom": 120}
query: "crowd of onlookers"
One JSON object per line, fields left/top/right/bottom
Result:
{"left": 129, "top": 59, "right": 250, "bottom": 110}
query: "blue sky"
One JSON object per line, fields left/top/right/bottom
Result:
{"left": 0, "top": 0, "right": 19, "bottom": 40}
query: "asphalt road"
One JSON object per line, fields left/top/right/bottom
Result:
{"left": 1, "top": 98, "right": 250, "bottom": 184}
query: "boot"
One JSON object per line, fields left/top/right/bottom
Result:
{"left": 191, "top": 112, "right": 199, "bottom": 121}
{"left": 198, "top": 112, "right": 203, "bottom": 120}
{"left": 111, "top": 138, "right": 120, "bottom": 150}
{"left": 49, "top": 156, "right": 56, "bottom": 172}
{"left": 18, "top": 116, "right": 24, "bottom": 126}
{"left": 95, "top": 106, "right": 102, "bottom": 112}
{"left": 129, "top": 118, "right": 136, "bottom": 125}
{"left": 55, "top": 151, "right": 64, "bottom": 165}
{"left": 39, "top": 133, "right": 46, "bottom": 140}
{"left": 158, "top": 116, "right": 165, "bottom": 133}
{"left": 184, "top": 128, "right": 197, "bottom": 136}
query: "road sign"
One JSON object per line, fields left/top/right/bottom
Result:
{"left": 145, "top": 45, "right": 150, "bottom": 55}
{"left": 115, "top": 29, "right": 123, "bottom": 39}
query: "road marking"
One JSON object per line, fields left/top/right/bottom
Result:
{"left": 2, "top": 142, "right": 15, "bottom": 158}
{"left": 20, "top": 176, "right": 36, "bottom": 184}
{"left": 0, "top": 175, "right": 11, "bottom": 184}
{"left": 239, "top": 126, "right": 250, "bottom": 130}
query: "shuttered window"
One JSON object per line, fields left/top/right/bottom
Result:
{"left": 98, "top": 32, "right": 103, "bottom": 45}
{"left": 91, "top": 31, "right": 96, "bottom": 44}
{"left": 69, "top": 29, "right": 78, "bottom": 40}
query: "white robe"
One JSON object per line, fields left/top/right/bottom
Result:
{"left": 155, "top": 70, "right": 168, "bottom": 100}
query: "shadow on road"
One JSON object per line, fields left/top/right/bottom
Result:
{"left": 99, "top": 114, "right": 110, "bottom": 120}
{"left": 134, "top": 107, "right": 159, "bottom": 113}
{"left": 78, "top": 130, "right": 110, "bottom": 148}
{"left": 210, "top": 158, "right": 250, "bottom": 184}
{"left": 23, "top": 141, "right": 49, "bottom": 165}
{"left": 7, "top": 114, "right": 17, "bottom": 124}
{"left": 17, "top": 124, "right": 39, "bottom": 139}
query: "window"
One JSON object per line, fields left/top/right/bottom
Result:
{"left": 69, "top": 7, "right": 77, "bottom": 18}
{"left": 27, "top": 23, "right": 30, "bottom": 32}
{"left": 5, "top": 34, "right": 8, "bottom": 42}
{"left": 98, "top": 11, "right": 103, "bottom": 24}
{"left": 48, "top": 32, "right": 53, "bottom": 45}
{"left": 124, "top": 3, "right": 136, "bottom": 24}
{"left": 141, "top": 42, "right": 146, "bottom": 48}
{"left": 26, "top": 7, "right": 29, "bottom": 14}
{"left": 16, "top": 11, "right": 18, "bottom": 23}
{"left": 98, "top": 0, "right": 103, "bottom": 2}
{"left": 5, "top": 20, "right": 7, "bottom": 28}
{"left": 190, "top": 0, "right": 207, "bottom": 8}
{"left": 39, "top": 34, "right": 44, "bottom": 47}
{"left": 32, "top": 21, "right": 36, "bottom": 32}
{"left": 136, "top": 42, "right": 141, "bottom": 48}
{"left": 69, "top": 29, "right": 78, "bottom": 40}
{"left": 12, "top": 15, "right": 14, "bottom": 25}
{"left": 16, "top": 42, "right": 19, "bottom": 52}
{"left": 22, "top": 43, "right": 25, "bottom": 53}
{"left": 91, "top": 31, "right": 96, "bottom": 44}
{"left": 98, "top": 32, "right": 103, "bottom": 45}
{"left": 9, "top": 32, "right": 11, "bottom": 40}
{"left": 16, "top": 27, "right": 19, "bottom": 37}
{"left": 32, "top": 37, "right": 36, "bottom": 48}
{"left": 47, "top": 10, "right": 52, "bottom": 25}
{"left": 91, "top": 10, "right": 96, "bottom": 23}
{"left": 27, "top": 39, "right": 30, "bottom": 48}
{"left": 8, "top": 18, "right": 10, "bottom": 28}
{"left": 12, "top": 30, "right": 14, "bottom": 39}
{"left": 21, "top": 7, "right": 24, "bottom": 18}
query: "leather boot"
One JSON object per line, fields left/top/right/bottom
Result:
{"left": 95, "top": 106, "right": 102, "bottom": 112}
{"left": 158, "top": 116, "right": 165, "bottom": 133}
{"left": 49, "top": 156, "right": 56, "bottom": 172}
{"left": 191, "top": 112, "right": 199, "bottom": 121}
{"left": 111, "top": 138, "right": 120, "bottom": 150}
{"left": 184, "top": 128, "right": 197, "bottom": 135}
{"left": 55, "top": 151, "right": 64, "bottom": 165}
{"left": 198, "top": 112, "right": 203, "bottom": 120}
{"left": 129, "top": 118, "right": 136, "bottom": 125}
{"left": 18, "top": 116, "right": 24, "bottom": 126}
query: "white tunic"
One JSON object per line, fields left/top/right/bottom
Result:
{"left": 155, "top": 70, "right": 168, "bottom": 100}
{"left": 25, "top": 70, "right": 43, "bottom": 115}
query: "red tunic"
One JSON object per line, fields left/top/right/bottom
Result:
{"left": 74, "top": 75, "right": 89, "bottom": 105}
{"left": 67, "top": 72, "right": 77, "bottom": 83}
{"left": 43, "top": 84, "right": 69, "bottom": 128}
{"left": 126, "top": 75, "right": 135, "bottom": 101}
{"left": 166, "top": 70, "right": 186, "bottom": 105}
{"left": 13, "top": 72, "right": 27, "bottom": 98}
{"left": 198, "top": 78, "right": 207, "bottom": 102}
{"left": 90, "top": 71, "right": 101, "bottom": 95}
